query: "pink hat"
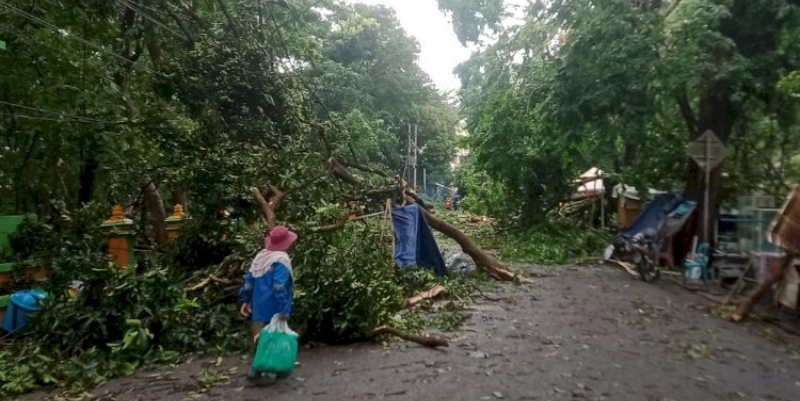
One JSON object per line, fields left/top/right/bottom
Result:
{"left": 265, "top": 225, "right": 298, "bottom": 252}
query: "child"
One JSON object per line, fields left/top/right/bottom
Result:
{"left": 239, "top": 225, "right": 297, "bottom": 381}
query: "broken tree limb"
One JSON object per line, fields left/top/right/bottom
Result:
{"left": 732, "top": 252, "right": 796, "bottom": 322}
{"left": 604, "top": 258, "right": 638, "bottom": 277}
{"left": 187, "top": 274, "right": 235, "bottom": 292}
{"left": 371, "top": 326, "right": 449, "bottom": 348}
{"left": 311, "top": 213, "right": 351, "bottom": 233}
{"left": 403, "top": 189, "right": 433, "bottom": 211}
{"left": 186, "top": 254, "right": 245, "bottom": 291}
{"left": 326, "top": 156, "right": 361, "bottom": 186}
{"left": 251, "top": 185, "right": 286, "bottom": 229}
{"left": 404, "top": 284, "right": 447, "bottom": 307}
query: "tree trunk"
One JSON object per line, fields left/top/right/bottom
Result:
{"left": 142, "top": 0, "right": 163, "bottom": 68}
{"left": 680, "top": 85, "right": 738, "bottom": 256}
{"left": 143, "top": 177, "right": 168, "bottom": 245}
{"left": 77, "top": 152, "right": 99, "bottom": 206}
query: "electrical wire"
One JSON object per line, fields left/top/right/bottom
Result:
{"left": 0, "top": 100, "right": 123, "bottom": 123}
{"left": 0, "top": 1, "right": 165, "bottom": 76}
{"left": 0, "top": 112, "right": 119, "bottom": 123}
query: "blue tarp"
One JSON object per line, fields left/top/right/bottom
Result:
{"left": 623, "top": 193, "right": 697, "bottom": 239}
{"left": 391, "top": 204, "right": 448, "bottom": 276}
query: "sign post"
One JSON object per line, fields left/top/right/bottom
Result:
{"left": 687, "top": 130, "right": 728, "bottom": 242}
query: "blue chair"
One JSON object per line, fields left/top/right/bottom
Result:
{"left": 684, "top": 242, "right": 711, "bottom": 284}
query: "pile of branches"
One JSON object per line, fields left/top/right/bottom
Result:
{"left": 181, "top": 138, "right": 528, "bottom": 347}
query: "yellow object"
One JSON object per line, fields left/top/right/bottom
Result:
{"left": 166, "top": 204, "right": 188, "bottom": 241}
{"left": 100, "top": 205, "right": 135, "bottom": 268}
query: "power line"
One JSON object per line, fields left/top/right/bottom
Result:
{"left": 0, "top": 100, "right": 121, "bottom": 123}
{"left": 0, "top": 111, "right": 183, "bottom": 125}
{"left": 0, "top": 112, "right": 119, "bottom": 123}
{"left": 0, "top": 1, "right": 165, "bottom": 76}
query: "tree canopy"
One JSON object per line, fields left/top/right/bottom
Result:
{"left": 0, "top": 0, "right": 458, "bottom": 220}
{"left": 440, "top": 0, "right": 800, "bottom": 240}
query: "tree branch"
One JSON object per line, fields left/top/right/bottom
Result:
{"left": 663, "top": 0, "right": 682, "bottom": 18}
{"left": 142, "top": 176, "right": 168, "bottom": 246}
{"left": 326, "top": 156, "right": 362, "bottom": 186}
{"left": 340, "top": 160, "right": 390, "bottom": 177}
{"left": 403, "top": 189, "right": 433, "bottom": 210}
{"left": 311, "top": 213, "right": 351, "bottom": 233}
{"left": 343, "top": 186, "right": 397, "bottom": 202}
{"left": 371, "top": 326, "right": 449, "bottom": 348}
{"left": 676, "top": 90, "right": 698, "bottom": 135}
{"left": 165, "top": 6, "right": 195, "bottom": 44}
{"left": 215, "top": 0, "right": 240, "bottom": 38}
{"left": 251, "top": 185, "right": 286, "bottom": 229}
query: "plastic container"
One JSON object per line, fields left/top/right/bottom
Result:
{"left": 1, "top": 289, "right": 46, "bottom": 334}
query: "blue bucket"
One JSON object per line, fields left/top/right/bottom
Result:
{"left": 1, "top": 289, "right": 46, "bottom": 334}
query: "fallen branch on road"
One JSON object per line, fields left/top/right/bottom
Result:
{"left": 404, "top": 284, "right": 447, "bottom": 307}
{"left": 604, "top": 258, "right": 638, "bottom": 277}
{"left": 371, "top": 326, "right": 450, "bottom": 348}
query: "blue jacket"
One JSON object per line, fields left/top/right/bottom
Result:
{"left": 239, "top": 262, "right": 293, "bottom": 324}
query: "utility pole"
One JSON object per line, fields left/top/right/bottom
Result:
{"left": 423, "top": 168, "right": 427, "bottom": 195}
{"left": 413, "top": 124, "right": 418, "bottom": 190}
{"left": 406, "top": 123, "right": 412, "bottom": 184}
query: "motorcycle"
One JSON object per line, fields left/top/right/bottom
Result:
{"left": 610, "top": 226, "right": 664, "bottom": 282}
{"left": 630, "top": 234, "right": 661, "bottom": 282}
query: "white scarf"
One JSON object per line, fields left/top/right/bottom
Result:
{"left": 249, "top": 249, "right": 294, "bottom": 280}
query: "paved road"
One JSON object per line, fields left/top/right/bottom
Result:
{"left": 35, "top": 265, "right": 800, "bottom": 401}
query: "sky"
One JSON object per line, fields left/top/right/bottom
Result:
{"left": 343, "top": 1, "right": 529, "bottom": 93}
{"left": 344, "top": 0, "right": 474, "bottom": 93}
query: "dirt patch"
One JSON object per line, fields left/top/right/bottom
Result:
{"left": 21, "top": 265, "right": 800, "bottom": 401}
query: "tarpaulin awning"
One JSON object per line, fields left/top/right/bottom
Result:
{"left": 622, "top": 193, "right": 695, "bottom": 239}
{"left": 391, "top": 204, "right": 447, "bottom": 276}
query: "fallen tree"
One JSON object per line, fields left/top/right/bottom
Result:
{"left": 241, "top": 148, "right": 523, "bottom": 282}
{"left": 402, "top": 189, "right": 523, "bottom": 282}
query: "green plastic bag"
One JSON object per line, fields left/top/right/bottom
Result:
{"left": 252, "top": 315, "right": 299, "bottom": 375}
